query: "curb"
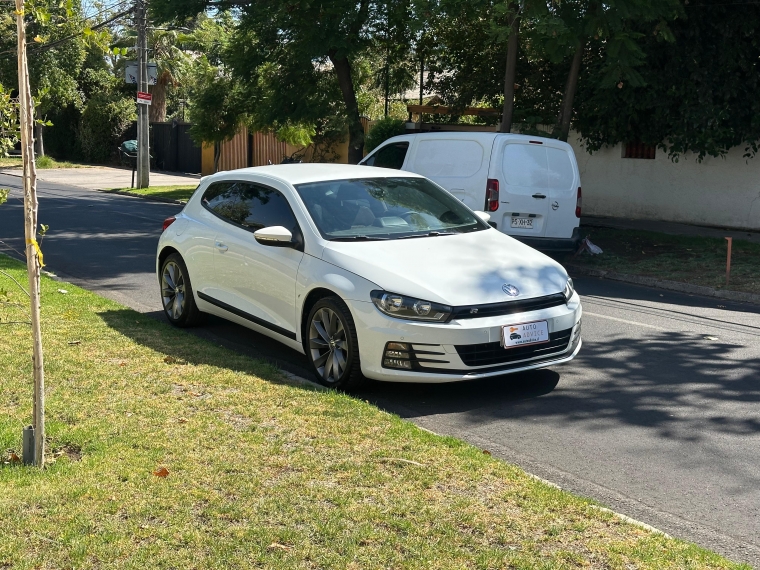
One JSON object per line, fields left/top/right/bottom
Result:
{"left": 95, "top": 189, "right": 187, "bottom": 205}
{"left": 565, "top": 263, "right": 760, "bottom": 306}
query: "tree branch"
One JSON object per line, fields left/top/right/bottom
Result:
{"left": 0, "top": 270, "right": 30, "bottom": 298}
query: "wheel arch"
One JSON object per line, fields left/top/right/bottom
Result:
{"left": 157, "top": 246, "right": 180, "bottom": 282}
{"left": 300, "top": 287, "right": 340, "bottom": 342}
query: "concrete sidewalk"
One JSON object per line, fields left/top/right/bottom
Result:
{"left": 0, "top": 166, "right": 200, "bottom": 190}
{"left": 581, "top": 215, "right": 760, "bottom": 245}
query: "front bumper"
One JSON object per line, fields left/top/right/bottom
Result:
{"left": 350, "top": 294, "right": 582, "bottom": 383}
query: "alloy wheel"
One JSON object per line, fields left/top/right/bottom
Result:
{"left": 309, "top": 307, "right": 348, "bottom": 383}
{"left": 161, "top": 261, "right": 186, "bottom": 320}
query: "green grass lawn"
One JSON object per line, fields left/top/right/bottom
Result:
{"left": 107, "top": 184, "right": 198, "bottom": 202}
{"left": 0, "top": 254, "right": 750, "bottom": 569}
{"left": 567, "top": 227, "right": 760, "bottom": 295}
{"left": 0, "top": 155, "right": 88, "bottom": 169}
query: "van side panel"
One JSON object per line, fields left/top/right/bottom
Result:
{"left": 405, "top": 135, "right": 494, "bottom": 212}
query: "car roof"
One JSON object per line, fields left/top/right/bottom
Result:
{"left": 378, "top": 131, "right": 574, "bottom": 150}
{"left": 204, "top": 163, "right": 425, "bottom": 186}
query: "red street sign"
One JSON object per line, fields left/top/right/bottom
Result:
{"left": 137, "top": 91, "right": 152, "bottom": 105}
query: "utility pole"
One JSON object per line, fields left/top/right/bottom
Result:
{"left": 136, "top": 0, "right": 150, "bottom": 188}
{"left": 15, "top": 0, "right": 46, "bottom": 468}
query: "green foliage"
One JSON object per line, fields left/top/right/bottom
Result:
{"left": 365, "top": 117, "right": 406, "bottom": 152}
{"left": 575, "top": 1, "right": 760, "bottom": 160}
{"left": 187, "top": 71, "right": 244, "bottom": 147}
{"left": 0, "top": 188, "right": 8, "bottom": 206}
{"left": 79, "top": 94, "right": 136, "bottom": 163}
{"left": 0, "top": 83, "right": 18, "bottom": 157}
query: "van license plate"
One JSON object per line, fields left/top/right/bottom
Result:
{"left": 511, "top": 217, "right": 533, "bottom": 229}
{"left": 502, "top": 321, "right": 550, "bottom": 348}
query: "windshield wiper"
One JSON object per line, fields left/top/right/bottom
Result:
{"left": 398, "top": 231, "right": 456, "bottom": 239}
{"left": 330, "top": 235, "right": 390, "bottom": 241}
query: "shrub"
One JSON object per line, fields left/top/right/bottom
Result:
{"left": 79, "top": 95, "right": 136, "bottom": 163}
{"left": 364, "top": 117, "right": 406, "bottom": 152}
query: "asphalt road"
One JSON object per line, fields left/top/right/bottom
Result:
{"left": 2, "top": 173, "right": 759, "bottom": 567}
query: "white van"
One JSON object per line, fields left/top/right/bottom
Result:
{"left": 360, "top": 132, "right": 582, "bottom": 251}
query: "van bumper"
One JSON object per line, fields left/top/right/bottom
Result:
{"left": 512, "top": 227, "right": 581, "bottom": 252}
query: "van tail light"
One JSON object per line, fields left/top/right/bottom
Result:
{"left": 575, "top": 187, "right": 582, "bottom": 218}
{"left": 485, "top": 179, "right": 499, "bottom": 212}
{"left": 163, "top": 216, "right": 177, "bottom": 231}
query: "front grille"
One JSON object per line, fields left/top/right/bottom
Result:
{"left": 455, "top": 327, "right": 573, "bottom": 367}
{"left": 451, "top": 293, "right": 566, "bottom": 320}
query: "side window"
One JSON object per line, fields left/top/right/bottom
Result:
{"left": 365, "top": 142, "right": 409, "bottom": 169}
{"left": 202, "top": 181, "right": 299, "bottom": 234}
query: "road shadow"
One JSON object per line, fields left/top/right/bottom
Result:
{"left": 365, "top": 329, "right": 760, "bottom": 443}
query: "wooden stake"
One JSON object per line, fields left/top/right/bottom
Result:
{"left": 16, "top": 0, "right": 45, "bottom": 468}
{"left": 725, "top": 237, "right": 732, "bottom": 287}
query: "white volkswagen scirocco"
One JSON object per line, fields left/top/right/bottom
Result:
{"left": 156, "top": 164, "right": 582, "bottom": 389}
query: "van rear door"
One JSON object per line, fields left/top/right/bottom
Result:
{"left": 406, "top": 137, "right": 489, "bottom": 211}
{"left": 545, "top": 145, "right": 580, "bottom": 239}
{"left": 491, "top": 140, "right": 550, "bottom": 238}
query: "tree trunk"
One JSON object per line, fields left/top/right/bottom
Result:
{"left": 34, "top": 108, "right": 44, "bottom": 157}
{"left": 214, "top": 142, "right": 221, "bottom": 172}
{"left": 16, "top": 0, "right": 45, "bottom": 469}
{"left": 557, "top": 40, "right": 584, "bottom": 142}
{"left": 329, "top": 51, "right": 364, "bottom": 164}
{"left": 149, "top": 71, "right": 170, "bottom": 123}
{"left": 499, "top": 10, "right": 521, "bottom": 133}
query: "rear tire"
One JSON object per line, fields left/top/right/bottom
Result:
{"left": 160, "top": 253, "right": 203, "bottom": 327}
{"left": 304, "top": 296, "right": 364, "bottom": 390}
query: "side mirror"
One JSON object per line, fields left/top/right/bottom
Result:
{"left": 254, "top": 226, "right": 294, "bottom": 247}
{"left": 474, "top": 211, "right": 491, "bottom": 223}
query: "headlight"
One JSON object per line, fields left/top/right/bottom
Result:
{"left": 370, "top": 290, "right": 451, "bottom": 322}
{"left": 563, "top": 278, "right": 575, "bottom": 303}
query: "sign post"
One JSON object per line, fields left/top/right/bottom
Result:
{"left": 137, "top": 91, "right": 152, "bottom": 105}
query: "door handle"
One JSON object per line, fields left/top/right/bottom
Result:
{"left": 532, "top": 193, "right": 547, "bottom": 199}
{"left": 215, "top": 241, "right": 228, "bottom": 252}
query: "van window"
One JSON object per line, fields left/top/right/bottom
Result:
{"left": 412, "top": 139, "right": 484, "bottom": 178}
{"left": 502, "top": 144, "right": 548, "bottom": 188}
{"left": 364, "top": 142, "right": 408, "bottom": 169}
{"left": 546, "top": 147, "right": 574, "bottom": 190}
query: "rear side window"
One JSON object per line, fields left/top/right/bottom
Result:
{"left": 502, "top": 144, "right": 548, "bottom": 188}
{"left": 503, "top": 144, "right": 576, "bottom": 190}
{"left": 412, "top": 139, "right": 484, "bottom": 178}
{"left": 546, "top": 147, "right": 574, "bottom": 190}
{"left": 364, "top": 142, "right": 409, "bottom": 169}
{"left": 202, "top": 181, "right": 299, "bottom": 233}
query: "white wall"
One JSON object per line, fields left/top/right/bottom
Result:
{"left": 567, "top": 135, "right": 760, "bottom": 231}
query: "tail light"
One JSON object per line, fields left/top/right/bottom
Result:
{"left": 485, "top": 179, "right": 499, "bottom": 212}
{"left": 163, "top": 216, "right": 177, "bottom": 231}
{"left": 575, "top": 187, "right": 582, "bottom": 218}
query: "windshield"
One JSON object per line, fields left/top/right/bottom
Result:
{"left": 294, "top": 177, "right": 488, "bottom": 240}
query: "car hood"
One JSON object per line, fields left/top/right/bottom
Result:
{"left": 320, "top": 229, "right": 569, "bottom": 306}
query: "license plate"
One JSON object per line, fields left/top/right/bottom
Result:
{"left": 510, "top": 217, "right": 534, "bottom": 229}
{"left": 502, "top": 321, "right": 550, "bottom": 348}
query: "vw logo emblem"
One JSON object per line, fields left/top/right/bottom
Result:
{"left": 502, "top": 284, "right": 519, "bottom": 297}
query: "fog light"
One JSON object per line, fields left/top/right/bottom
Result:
{"left": 383, "top": 342, "right": 414, "bottom": 370}
{"left": 385, "top": 350, "right": 410, "bottom": 359}
{"left": 383, "top": 358, "right": 412, "bottom": 370}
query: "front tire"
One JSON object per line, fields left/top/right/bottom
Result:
{"left": 160, "top": 253, "right": 203, "bottom": 327}
{"left": 304, "top": 297, "right": 363, "bottom": 390}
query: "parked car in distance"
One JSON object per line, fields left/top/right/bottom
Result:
{"left": 157, "top": 164, "right": 582, "bottom": 389}
{"left": 360, "top": 132, "right": 583, "bottom": 252}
